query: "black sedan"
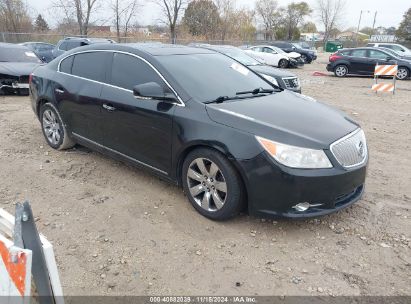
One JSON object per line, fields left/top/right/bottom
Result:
{"left": 194, "top": 44, "right": 301, "bottom": 93}
{"left": 0, "top": 42, "right": 42, "bottom": 95}
{"left": 326, "top": 47, "right": 411, "bottom": 80}
{"left": 30, "top": 44, "right": 368, "bottom": 220}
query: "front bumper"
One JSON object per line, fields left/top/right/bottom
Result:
{"left": 237, "top": 152, "right": 367, "bottom": 218}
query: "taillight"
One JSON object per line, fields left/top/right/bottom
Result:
{"left": 329, "top": 53, "right": 342, "bottom": 62}
{"left": 29, "top": 73, "right": 33, "bottom": 84}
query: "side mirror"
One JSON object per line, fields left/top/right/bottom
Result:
{"left": 385, "top": 56, "right": 392, "bottom": 61}
{"left": 133, "top": 82, "right": 177, "bottom": 102}
{"left": 292, "top": 46, "right": 296, "bottom": 50}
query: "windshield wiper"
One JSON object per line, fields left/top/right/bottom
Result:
{"left": 205, "top": 88, "right": 278, "bottom": 104}
{"left": 204, "top": 96, "right": 242, "bottom": 104}
{"left": 236, "top": 87, "right": 276, "bottom": 95}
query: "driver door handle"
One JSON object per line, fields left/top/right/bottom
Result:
{"left": 102, "top": 103, "right": 116, "bottom": 112}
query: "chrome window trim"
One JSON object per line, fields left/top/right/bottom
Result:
{"left": 330, "top": 128, "right": 368, "bottom": 169}
{"left": 71, "top": 132, "right": 168, "bottom": 175}
{"left": 57, "top": 49, "right": 185, "bottom": 107}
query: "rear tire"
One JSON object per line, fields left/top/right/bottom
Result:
{"left": 334, "top": 65, "right": 348, "bottom": 77}
{"left": 40, "top": 103, "right": 75, "bottom": 150}
{"left": 182, "top": 148, "right": 245, "bottom": 221}
{"left": 278, "top": 59, "right": 289, "bottom": 68}
{"left": 396, "top": 67, "right": 409, "bottom": 80}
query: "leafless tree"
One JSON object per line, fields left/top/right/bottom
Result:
{"left": 316, "top": 0, "right": 346, "bottom": 42}
{"left": 52, "top": 0, "right": 101, "bottom": 36}
{"left": 152, "top": 0, "right": 188, "bottom": 43}
{"left": 214, "top": 0, "right": 236, "bottom": 41}
{"left": 255, "top": 0, "right": 279, "bottom": 40}
{"left": 111, "top": 0, "right": 140, "bottom": 41}
{"left": 0, "top": 0, "right": 32, "bottom": 33}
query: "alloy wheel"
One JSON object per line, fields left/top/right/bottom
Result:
{"left": 397, "top": 68, "right": 408, "bottom": 80}
{"left": 335, "top": 66, "right": 347, "bottom": 77}
{"left": 42, "top": 109, "right": 61, "bottom": 145}
{"left": 279, "top": 59, "right": 288, "bottom": 68}
{"left": 301, "top": 54, "right": 308, "bottom": 63}
{"left": 186, "top": 158, "right": 227, "bottom": 212}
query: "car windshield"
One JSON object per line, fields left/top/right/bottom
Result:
{"left": 157, "top": 53, "right": 274, "bottom": 103}
{"left": 214, "top": 48, "right": 262, "bottom": 66}
{"left": 292, "top": 43, "right": 302, "bottom": 49}
{"left": 0, "top": 47, "right": 41, "bottom": 63}
{"left": 271, "top": 46, "right": 286, "bottom": 54}
{"left": 380, "top": 48, "right": 402, "bottom": 58}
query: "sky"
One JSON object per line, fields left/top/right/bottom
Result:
{"left": 29, "top": 0, "right": 409, "bottom": 30}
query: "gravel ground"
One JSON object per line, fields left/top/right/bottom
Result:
{"left": 0, "top": 53, "right": 410, "bottom": 296}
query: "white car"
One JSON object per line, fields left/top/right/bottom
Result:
{"left": 367, "top": 43, "right": 411, "bottom": 56}
{"left": 245, "top": 45, "right": 302, "bottom": 68}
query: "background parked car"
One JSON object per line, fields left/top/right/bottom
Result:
{"left": 366, "top": 43, "right": 411, "bottom": 56}
{"left": 246, "top": 45, "right": 302, "bottom": 68}
{"left": 20, "top": 42, "right": 55, "bottom": 63}
{"left": 272, "top": 41, "right": 317, "bottom": 63}
{"left": 326, "top": 47, "right": 411, "bottom": 80}
{"left": 52, "top": 37, "right": 115, "bottom": 58}
{"left": 376, "top": 47, "right": 411, "bottom": 61}
{"left": 195, "top": 44, "right": 301, "bottom": 93}
{"left": 0, "top": 42, "right": 42, "bottom": 95}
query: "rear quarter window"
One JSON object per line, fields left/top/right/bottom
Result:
{"left": 59, "top": 56, "right": 74, "bottom": 74}
{"left": 339, "top": 50, "right": 351, "bottom": 56}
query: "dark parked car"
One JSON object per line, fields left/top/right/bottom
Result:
{"left": 30, "top": 44, "right": 368, "bottom": 220}
{"left": 0, "top": 42, "right": 42, "bottom": 95}
{"left": 52, "top": 37, "right": 115, "bottom": 58}
{"left": 193, "top": 44, "right": 301, "bottom": 93}
{"left": 20, "top": 42, "right": 55, "bottom": 63}
{"left": 271, "top": 41, "right": 317, "bottom": 63}
{"left": 326, "top": 47, "right": 411, "bottom": 80}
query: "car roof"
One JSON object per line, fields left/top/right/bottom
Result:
{"left": 118, "top": 43, "right": 214, "bottom": 56}
{"left": 0, "top": 42, "right": 29, "bottom": 49}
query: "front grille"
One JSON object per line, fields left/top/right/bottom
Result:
{"left": 282, "top": 77, "right": 300, "bottom": 89}
{"left": 19, "top": 76, "right": 29, "bottom": 83}
{"left": 331, "top": 129, "right": 367, "bottom": 168}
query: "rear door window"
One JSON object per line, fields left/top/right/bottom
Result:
{"left": 351, "top": 49, "right": 367, "bottom": 57}
{"left": 109, "top": 53, "right": 164, "bottom": 91}
{"left": 71, "top": 52, "right": 110, "bottom": 82}
{"left": 66, "top": 41, "right": 83, "bottom": 51}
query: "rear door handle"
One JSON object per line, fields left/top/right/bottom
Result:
{"left": 102, "top": 104, "right": 116, "bottom": 112}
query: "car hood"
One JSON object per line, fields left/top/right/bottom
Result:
{"left": 286, "top": 52, "right": 301, "bottom": 59}
{"left": 249, "top": 65, "right": 296, "bottom": 78}
{"left": 0, "top": 62, "right": 40, "bottom": 77}
{"left": 205, "top": 90, "right": 359, "bottom": 149}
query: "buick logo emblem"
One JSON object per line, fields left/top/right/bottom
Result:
{"left": 357, "top": 141, "right": 365, "bottom": 158}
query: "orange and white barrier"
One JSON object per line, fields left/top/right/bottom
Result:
{"left": 372, "top": 83, "right": 395, "bottom": 92}
{"left": 0, "top": 207, "right": 64, "bottom": 304}
{"left": 0, "top": 235, "right": 32, "bottom": 302}
{"left": 374, "top": 65, "right": 398, "bottom": 76}
{"left": 373, "top": 64, "right": 397, "bottom": 94}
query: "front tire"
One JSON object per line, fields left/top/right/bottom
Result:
{"left": 182, "top": 148, "right": 245, "bottom": 221}
{"left": 40, "top": 103, "right": 75, "bottom": 150}
{"left": 396, "top": 67, "right": 409, "bottom": 80}
{"left": 334, "top": 65, "right": 348, "bottom": 77}
{"left": 278, "top": 59, "right": 289, "bottom": 68}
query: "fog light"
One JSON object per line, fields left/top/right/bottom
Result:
{"left": 292, "top": 202, "right": 323, "bottom": 212}
{"left": 293, "top": 202, "right": 311, "bottom": 212}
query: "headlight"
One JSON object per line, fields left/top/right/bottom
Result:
{"left": 256, "top": 136, "right": 333, "bottom": 169}
{"left": 261, "top": 74, "right": 279, "bottom": 86}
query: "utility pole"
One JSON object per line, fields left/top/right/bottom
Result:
{"left": 356, "top": 10, "right": 370, "bottom": 47}
{"left": 371, "top": 11, "right": 378, "bottom": 38}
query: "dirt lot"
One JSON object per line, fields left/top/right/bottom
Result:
{"left": 0, "top": 53, "right": 410, "bottom": 296}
